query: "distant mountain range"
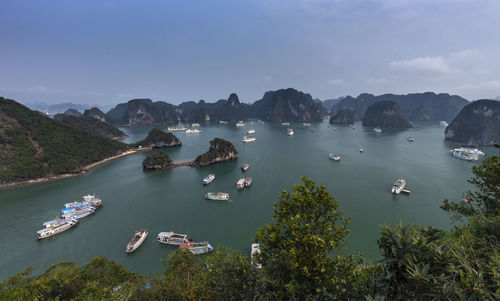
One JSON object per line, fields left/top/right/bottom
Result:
{"left": 22, "top": 102, "right": 112, "bottom": 116}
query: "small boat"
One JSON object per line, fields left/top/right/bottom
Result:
{"left": 281, "top": 122, "right": 290, "bottom": 126}
{"left": 236, "top": 178, "right": 245, "bottom": 190}
{"left": 440, "top": 121, "right": 449, "bottom": 127}
{"left": 219, "top": 120, "right": 228, "bottom": 124}
{"left": 191, "top": 123, "right": 200, "bottom": 127}
{"left": 302, "top": 123, "right": 311, "bottom": 126}
{"left": 236, "top": 121, "right": 245, "bottom": 127}
{"left": 251, "top": 243, "right": 262, "bottom": 268}
{"left": 391, "top": 179, "right": 406, "bottom": 194}
{"left": 205, "top": 192, "right": 230, "bottom": 200}
{"left": 287, "top": 128, "right": 294, "bottom": 136}
{"left": 82, "top": 194, "right": 102, "bottom": 208}
{"left": 180, "top": 241, "right": 214, "bottom": 255}
{"left": 244, "top": 177, "right": 252, "bottom": 187}
{"left": 61, "top": 206, "right": 96, "bottom": 220}
{"left": 374, "top": 127, "right": 382, "bottom": 133}
{"left": 241, "top": 163, "right": 250, "bottom": 172}
{"left": 407, "top": 137, "right": 415, "bottom": 142}
{"left": 203, "top": 174, "right": 215, "bottom": 185}
{"left": 126, "top": 229, "right": 148, "bottom": 253}
{"left": 247, "top": 129, "right": 256, "bottom": 134}
{"left": 242, "top": 136, "right": 256, "bottom": 143}
{"left": 157, "top": 231, "right": 193, "bottom": 245}
{"left": 360, "top": 147, "right": 364, "bottom": 153}
{"left": 311, "top": 128, "right": 315, "bottom": 133}
{"left": 186, "top": 129, "right": 202, "bottom": 134}
{"left": 167, "top": 126, "right": 188, "bottom": 131}
{"left": 37, "top": 218, "right": 78, "bottom": 239}
{"left": 329, "top": 154, "right": 341, "bottom": 161}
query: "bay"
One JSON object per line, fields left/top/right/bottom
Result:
{"left": 0, "top": 120, "right": 497, "bottom": 281}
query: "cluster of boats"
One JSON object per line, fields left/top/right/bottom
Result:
{"left": 450, "top": 147, "right": 485, "bottom": 161}
{"left": 203, "top": 163, "right": 252, "bottom": 201}
{"left": 126, "top": 230, "right": 214, "bottom": 254}
{"left": 236, "top": 177, "right": 253, "bottom": 189}
{"left": 36, "top": 194, "right": 102, "bottom": 239}
{"left": 242, "top": 129, "right": 257, "bottom": 143}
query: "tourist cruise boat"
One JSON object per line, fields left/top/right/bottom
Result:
{"left": 241, "top": 163, "right": 250, "bottom": 172}
{"left": 219, "top": 120, "right": 228, "bottom": 124}
{"left": 167, "top": 126, "right": 188, "bottom": 131}
{"left": 450, "top": 148, "right": 479, "bottom": 161}
{"left": 302, "top": 122, "right": 311, "bottom": 126}
{"left": 64, "top": 194, "right": 102, "bottom": 209}
{"left": 281, "top": 122, "right": 290, "bottom": 126}
{"left": 180, "top": 241, "right": 214, "bottom": 255}
{"left": 392, "top": 178, "right": 406, "bottom": 194}
{"left": 251, "top": 243, "right": 262, "bottom": 268}
{"left": 374, "top": 127, "right": 382, "bottom": 133}
{"left": 61, "top": 206, "right": 96, "bottom": 220}
{"left": 191, "top": 123, "right": 200, "bottom": 127}
{"left": 236, "top": 121, "right": 245, "bottom": 127}
{"left": 329, "top": 154, "right": 341, "bottom": 161}
{"left": 157, "top": 231, "right": 193, "bottom": 245}
{"left": 360, "top": 147, "right": 364, "bottom": 153}
{"left": 244, "top": 177, "right": 252, "bottom": 187}
{"left": 126, "top": 229, "right": 148, "bottom": 253}
{"left": 236, "top": 178, "right": 245, "bottom": 190}
{"left": 407, "top": 137, "right": 415, "bottom": 142}
{"left": 242, "top": 136, "right": 256, "bottom": 143}
{"left": 186, "top": 129, "right": 202, "bottom": 134}
{"left": 440, "top": 121, "right": 449, "bottom": 127}
{"left": 37, "top": 218, "right": 78, "bottom": 239}
{"left": 247, "top": 129, "right": 256, "bottom": 134}
{"left": 287, "top": 128, "right": 294, "bottom": 136}
{"left": 203, "top": 174, "right": 215, "bottom": 184}
{"left": 455, "top": 147, "right": 485, "bottom": 156}
{"left": 205, "top": 192, "right": 230, "bottom": 200}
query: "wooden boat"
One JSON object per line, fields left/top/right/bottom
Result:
{"left": 244, "top": 177, "right": 252, "bottom": 187}
{"left": 126, "top": 229, "right": 148, "bottom": 253}
{"left": 180, "top": 241, "right": 214, "bottom": 255}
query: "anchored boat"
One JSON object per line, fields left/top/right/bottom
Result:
{"left": 157, "top": 231, "right": 193, "bottom": 245}
{"left": 126, "top": 229, "right": 148, "bottom": 253}
{"left": 242, "top": 136, "right": 256, "bottom": 143}
{"left": 281, "top": 122, "right": 290, "bottom": 126}
{"left": 180, "top": 241, "right": 214, "bottom": 255}
{"left": 191, "top": 123, "right": 200, "bottom": 127}
{"left": 37, "top": 218, "right": 78, "bottom": 239}
{"left": 236, "top": 178, "right": 245, "bottom": 190}
{"left": 186, "top": 129, "right": 202, "bottom": 134}
{"left": 329, "top": 154, "right": 341, "bottom": 161}
{"left": 287, "top": 128, "right": 294, "bottom": 136}
{"left": 374, "top": 127, "right": 382, "bottom": 133}
{"left": 203, "top": 174, "right": 215, "bottom": 184}
{"left": 205, "top": 192, "right": 230, "bottom": 201}
{"left": 61, "top": 206, "right": 96, "bottom": 220}
{"left": 168, "top": 126, "right": 188, "bottom": 131}
{"left": 391, "top": 179, "right": 406, "bottom": 194}
{"left": 247, "top": 129, "right": 256, "bottom": 134}
{"left": 241, "top": 163, "right": 250, "bottom": 172}
{"left": 244, "top": 177, "right": 252, "bottom": 187}
{"left": 236, "top": 121, "right": 245, "bottom": 127}
{"left": 407, "top": 137, "right": 415, "bottom": 142}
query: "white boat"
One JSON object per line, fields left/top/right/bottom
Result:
{"left": 168, "top": 126, "right": 188, "bottom": 131}
{"left": 191, "top": 123, "right": 200, "bottom": 127}
{"left": 360, "top": 147, "right": 364, "bottom": 153}
{"left": 242, "top": 136, "right": 256, "bottom": 143}
{"left": 205, "top": 192, "right": 230, "bottom": 200}
{"left": 219, "top": 120, "right": 228, "bottom": 124}
{"left": 180, "top": 241, "right": 214, "bottom": 255}
{"left": 251, "top": 243, "right": 262, "bottom": 268}
{"left": 407, "top": 137, "right": 415, "bottom": 142}
{"left": 281, "top": 122, "right": 290, "bottom": 126}
{"left": 374, "top": 127, "right": 382, "bottom": 133}
{"left": 302, "top": 123, "right": 311, "bottom": 126}
{"left": 440, "top": 121, "right": 449, "bottom": 127}
{"left": 64, "top": 194, "right": 102, "bottom": 209}
{"left": 392, "top": 178, "right": 406, "bottom": 194}
{"left": 186, "top": 129, "right": 202, "bottom": 134}
{"left": 455, "top": 147, "right": 485, "bottom": 156}
{"left": 61, "top": 206, "right": 96, "bottom": 220}
{"left": 241, "top": 163, "right": 250, "bottom": 172}
{"left": 287, "top": 128, "right": 294, "bottom": 136}
{"left": 247, "top": 129, "right": 256, "bottom": 134}
{"left": 126, "top": 229, "right": 148, "bottom": 253}
{"left": 329, "top": 154, "right": 341, "bottom": 161}
{"left": 157, "top": 231, "right": 193, "bottom": 245}
{"left": 258, "top": 120, "right": 264, "bottom": 125}
{"left": 37, "top": 218, "right": 78, "bottom": 239}
{"left": 244, "top": 177, "right": 252, "bottom": 187}
{"left": 450, "top": 149, "right": 479, "bottom": 161}
{"left": 236, "top": 178, "right": 245, "bottom": 190}
{"left": 236, "top": 121, "right": 245, "bottom": 127}
{"left": 203, "top": 174, "right": 215, "bottom": 184}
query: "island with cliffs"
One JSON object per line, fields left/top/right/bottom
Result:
{"left": 362, "top": 101, "right": 413, "bottom": 128}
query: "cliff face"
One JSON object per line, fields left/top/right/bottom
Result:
{"left": 83, "top": 107, "right": 107, "bottom": 123}
{"left": 178, "top": 93, "right": 249, "bottom": 123}
{"left": 445, "top": 99, "right": 500, "bottom": 146}
{"left": 329, "top": 109, "right": 354, "bottom": 124}
{"left": 64, "top": 109, "right": 82, "bottom": 117}
{"left": 191, "top": 138, "right": 238, "bottom": 167}
{"left": 362, "top": 101, "right": 413, "bottom": 128}
{"left": 133, "top": 128, "right": 181, "bottom": 148}
{"left": 331, "top": 92, "right": 469, "bottom": 122}
{"left": 251, "top": 88, "right": 325, "bottom": 122}
{"left": 106, "top": 99, "right": 178, "bottom": 125}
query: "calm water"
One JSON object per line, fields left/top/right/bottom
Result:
{"left": 1, "top": 121, "right": 498, "bottom": 280}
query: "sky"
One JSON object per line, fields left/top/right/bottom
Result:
{"left": 1, "top": 0, "right": 500, "bottom": 106}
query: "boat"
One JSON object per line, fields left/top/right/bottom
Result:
{"left": 440, "top": 121, "right": 449, "bottom": 127}
{"left": 311, "top": 128, "right": 315, "bottom": 133}
{"left": 236, "top": 121, "right": 245, "bottom": 127}
{"left": 287, "top": 128, "right": 294, "bottom": 136}
{"left": 236, "top": 178, "right": 245, "bottom": 190}
{"left": 205, "top": 192, "right": 230, "bottom": 200}
{"left": 167, "top": 126, "right": 188, "bottom": 131}
{"left": 374, "top": 127, "right": 382, "bottom": 133}
{"left": 203, "top": 174, "right": 215, "bottom": 184}
{"left": 329, "top": 154, "right": 341, "bottom": 161}
{"left": 219, "top": 120, "right": 228, "bottom": 124}
{"left": 247, "top": 129, "right": 256, "bottom": 134}
{"left": 391, "top": 178, "right": 406, "bottom": 194}
{"left": 157, "top": 231, "right": 193, "bottom": 245}
{"left": 42, "top": 216, "right": 72, "bottom": 228}
{"left": 251, "top": 243, "right": 262, "bottom": 268}
{"left": 37, "top": 218, "right": 78, "bottom": 239}
{"left": 180, "top": 241, "right": 214, "bottom": 255}
{"left": 191, "top": 123, "right": 200, "bottom": 127}
{"left": 407, "top": 137, "right": 415, "bottom": 142}
{"left": 258, "top": 120, "right": 264, "bottom": 125}
{"left": 281, "top": 122, "right": 290, "bottom": 126}
{"left": 241, "top": 163, "right": 250, "bottom": 172}
{"left": 126, "top": 229, "right": 148, "bottom": 253}
{"left": 82, "top": 194, "right": 102, "bottom": 207}
{"left": 61, "top": 206, "right": 96, "bottom": 220}
{"left": 242, "top": 136, "right": 256, "bottom": 143}
{"left": 244, "top": 177, "right": 252, "bottom": 187}
{"left": 64, "top": 194, "right": 102, "bottom": 209}
{"left": 302, "top": 123, "right": 311, "bottom": 126}
{"left": 186, "top": 129, "right": 202, "bottom": 134}
{"left": 450, "top": 149, "right": 479, "bottom": 161}
{"left": 455, "top": 147, "right": 485, "bottom": 156}
{"left": 360, "top": 147, "right": 364, "bottom": 153}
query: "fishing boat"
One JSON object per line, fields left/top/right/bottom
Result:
{"left": 374, "top": 127, "right": 382, "bottom": 133}
{"left": 203, "top": 174, "right": 215, "bottom": 184}
{"left": 241, "top": 163, "right": 250, "bottom": 172}
{"left": 157, "top": 231, "right": 193, "bottom": 245}
{"left": 440, "top": 121, "right": 449, "bottom": 127}
{"left": 329, "top": 154, "right": 341, "bottom": 161}
{"left": 287, "top": 128, "right": 294, "bottom": 136}
{"left": 391, "top": 178, "right": 406, "bottom": 194}
{"left": 126, "top": 229, "right": 148, "bottom": 253}
{"left": 191, "top": 123, "right": 200, "bottom": 127}
{"left": 247, "top": 129, "right": 256, "bottom": 134}
{"left": 281, "top": 122, "right": 290, "bottom": 126}
{"left": 167, "top": 126, "right": 188, "bottom": 131}
{"left": 407, "top": 137, "right": 415, "bottom": 142}
{"left": 186, "top": 129, "right": 202, "bottom": 134}
{"left": 251, "top": 243, "right": 262, "bottom": 268}
{"left": 242, "top": 136, "right": 256, "bottom": 143}
{"left": 37, "top": 218, "right": 78, "bottom": 239}
{"left": 61, "top": 206, "right": 96, "bottom": 220}
{"left": 205, "top": 192, "right": 230, "bottom": 200}
{"left": 244, "top": 177, "right": 252, "bottom": 187}
{"left": 236, "top": 121, "right": 245, "bottom": 127}
{"left": 180, "top": 241, "right": 214, "bottom": 255}
{"left": 236, "top": 178, "right": 245, "bottom": 190}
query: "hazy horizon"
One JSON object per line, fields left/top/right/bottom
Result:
{"left": 1, "top": 0, "right": 500, "bottom": 105}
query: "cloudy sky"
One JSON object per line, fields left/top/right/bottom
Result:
{"left": 1, "top": 0, "right": 500, "bottom": 105}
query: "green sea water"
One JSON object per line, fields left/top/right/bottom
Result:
{"left": 1, "top": 120, "right": 498, "bottom": 280}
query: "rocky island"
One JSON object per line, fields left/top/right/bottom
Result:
{"left": 54, "top": 113, "right": 128, "bottom": 140}
{"left": 106, "top": 99, "right": 178, "bottom": 125}
{"left": 142, "top": 151, "right": 173, "bottom": 170}
{"left": 132, "top": 128, "right": 181, "bottom": 148}
{"left": 445, "top": 99, "right": 500, "bottom": 146}
{"left": 329, "top": 108, "right": 354, "bottom": 124}
{"left": 191, "top": 138, "right": 238, "bottom": 167}
{"left": 362, "top": 101, "right": 413, "bottom": 128}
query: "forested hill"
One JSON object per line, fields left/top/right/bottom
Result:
{"left": 0, "top": 97, "right": 129, "bottom": 183}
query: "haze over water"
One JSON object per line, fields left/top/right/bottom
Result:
{"left": 1, "top": 121, "right": 498, "bottom": 280}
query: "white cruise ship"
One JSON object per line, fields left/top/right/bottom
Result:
{"left": 236, "top": 121, "right": 245, "bottom": 127}
{"left": 450, "top": 148, "right": 479, "bottom": 161}
{"left": 186, "top": 129, "right": 202, "bottom": 134}
{"left": 37, "top": 218, "right": 78, "bottom": 239}
{"left": 168, "top": 126, "right": 188, "bottom": 131}
{"left": 242, "top": 136, "right": 256, "bottom": 143}
{"left": 247, "top": 129, "right": 256, "bottom": 134}
{"left": 157, "top": 232, "right": 193, "bottom": 245}
{"left": 191, "top": 123, "right": 200, "bottom": 127}
{"left": 205, "top": 192, "right": 230, "bottom": 200}
{"left": 392, "top": 178, "right": 406, "bottom": 194}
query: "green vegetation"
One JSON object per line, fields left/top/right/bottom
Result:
{"left": 131, "top": 128, "right": 181, "bottom": 148}
{"left": 54, "top": 115, "right": 127, "bottom": 140}
{"left": 0, "top": 98, "right": 129, "bottom": 183}
{"left": 142, "top": 151, "right": 173, "bottom": 170}
{"left": 2, "top": 146, "right": 499, "bottom": 300}
{"left": 192, "top": 138, "right": 238, "bottom": 167}
{"left": 362, "top": 101, "right": 413, "bottom": 128}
